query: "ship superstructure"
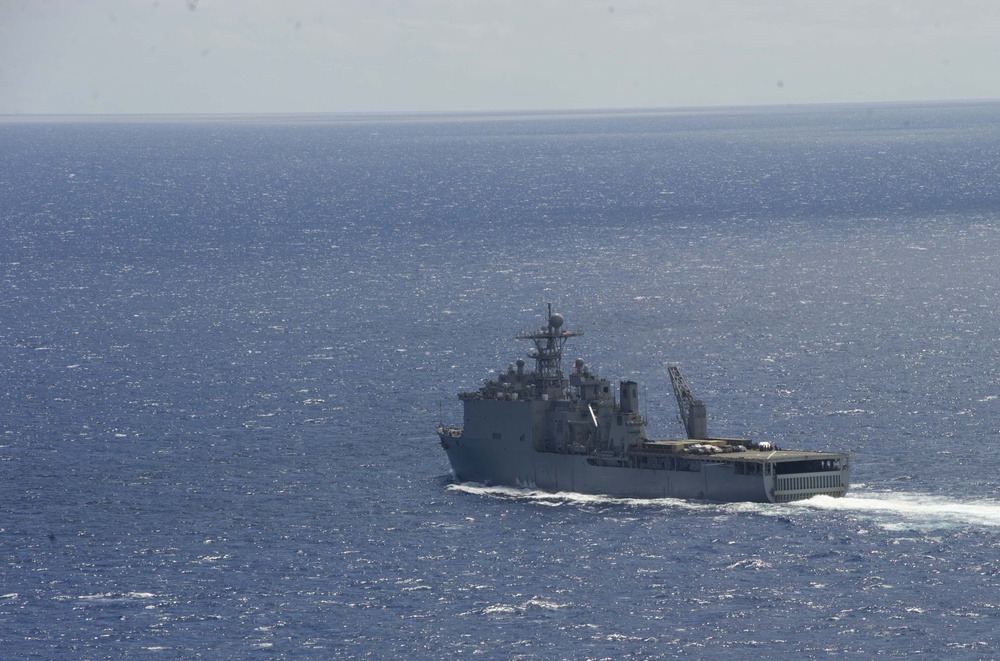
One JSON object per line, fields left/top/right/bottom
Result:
{"left": 438, "top": 306, "right": 850, "bottom": 503}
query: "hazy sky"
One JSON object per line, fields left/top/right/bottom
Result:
{"left": 3, "top": 0, "right": 999, "bottom": 115}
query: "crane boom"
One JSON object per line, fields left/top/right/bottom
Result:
{"left": 668, "top": 365, "right": 708, "bottom": 439}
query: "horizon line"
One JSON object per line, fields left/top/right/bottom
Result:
{"left": 3, "top": 98, "right": 999, "bottom": 124}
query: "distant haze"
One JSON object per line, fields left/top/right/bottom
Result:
{"left": 2, "top": 0, "right": 998, "bottom": 115}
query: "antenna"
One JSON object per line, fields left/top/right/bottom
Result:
{"left": 643, "top": 383, "right": 648, "bottom": 425}
{"left": 515, "top": 304, "right": 582, "bottom": 393}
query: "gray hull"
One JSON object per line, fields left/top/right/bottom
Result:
{"left": 440, "top": 432, "right": 849, "bottom": 504}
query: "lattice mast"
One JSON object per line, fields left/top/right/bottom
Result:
{"left": 515, "top": 304, "right": 583, "bottom": 394}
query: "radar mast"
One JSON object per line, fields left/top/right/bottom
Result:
{"left": 515, "top": 304, "right": 583, "bottom": 393}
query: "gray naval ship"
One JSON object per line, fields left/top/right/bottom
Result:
{"left": 438, "top": 305, "right": 850, "bottom": 503}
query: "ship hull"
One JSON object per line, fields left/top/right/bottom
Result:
{"left": 440, "top": 432, "right": 849, "bottom": 504}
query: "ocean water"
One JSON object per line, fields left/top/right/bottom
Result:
{"left": 3, "top": 102, "right": 1000, "bottom": 658}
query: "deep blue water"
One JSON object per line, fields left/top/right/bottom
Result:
{"left": 4, "top": 102, "right": 1000, "bottom": 658}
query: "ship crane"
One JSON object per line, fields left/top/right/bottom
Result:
{"left": 668, "top": 365, "right": 708, "bottom": 439}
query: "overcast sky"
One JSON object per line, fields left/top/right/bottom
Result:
{"left": 3, "top": 0, "right": 999, "bottom": 116}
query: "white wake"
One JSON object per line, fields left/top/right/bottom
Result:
{"left": 788, "top": 492, "right": 1000, "bottom": 529}
{"left": 446, "top": 482, "right": 713, "bottom": 511}
{"left": 449, "top": 482, "right": 1000, "bottom": 529}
